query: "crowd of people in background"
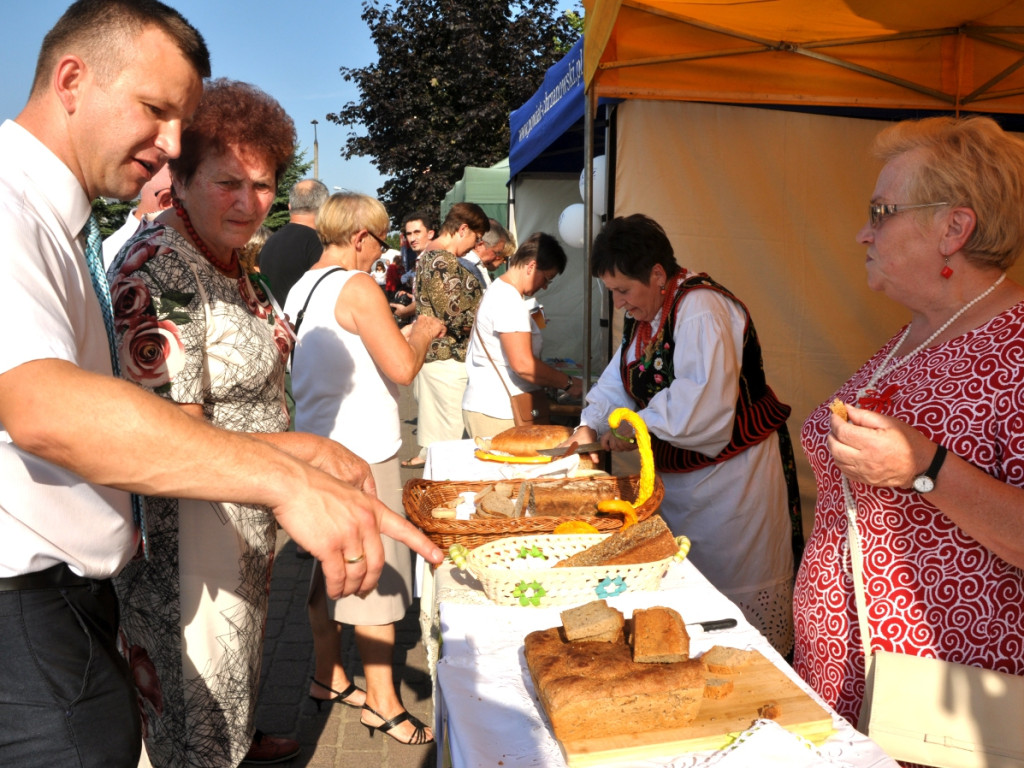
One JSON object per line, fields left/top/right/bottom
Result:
{"left": 4, "top": 2, "right": 1024, "bottom": 768}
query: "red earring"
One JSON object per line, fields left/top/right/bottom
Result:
{"left": 941, "top": 258, "right": 953, "bottom": 279}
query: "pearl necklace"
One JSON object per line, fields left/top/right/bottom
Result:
{"left": 858, "top": 272, "right": 1006, "bottom": 403}
{"left": 172, "top": 196, "right": 239, "bottom": 274}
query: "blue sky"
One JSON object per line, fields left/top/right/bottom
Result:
{"left": 0, "top": 1, "right": 578, "bottom": 204}
{"left": 0, "top": 1, "right": 382, "bottom": 193}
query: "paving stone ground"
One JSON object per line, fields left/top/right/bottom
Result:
{"left": 253, "top": 384, "right": 437, "bottom": 768}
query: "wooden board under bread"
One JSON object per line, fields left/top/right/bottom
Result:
{"left": 554, "top": 650, "right": 834, "bottom": 767}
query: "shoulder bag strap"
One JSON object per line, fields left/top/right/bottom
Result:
{"left": 843, "top": 475, "right": 875, "bottom": 673}
{"left": 474, "top": 319, "right": 516, "bottom": 408}
{"left": 290, "top": 267, "right": 344, "bottom": 368}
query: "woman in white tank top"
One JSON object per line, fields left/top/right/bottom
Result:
{"left": 284, "top": 193, "right": 444, "bottom": 746}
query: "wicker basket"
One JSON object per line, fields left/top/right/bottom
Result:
{"left": 453, "top": 532, "right": 688, "bottom": 607}
{"left": 402, "top": 474, "right": 664, "bottom": 554}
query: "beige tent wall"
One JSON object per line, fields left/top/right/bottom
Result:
{"left": 611, "top": 100, "right": 905, "bottom": 533}
{"left": 511, "top": 174, "right": 606, "bottom": 363}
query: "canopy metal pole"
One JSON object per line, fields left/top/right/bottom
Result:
{"left": 582, "top": 87, "right": 597, "bottom": 400}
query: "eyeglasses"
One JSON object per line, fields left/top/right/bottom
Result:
{"left": 366, "top": 231, "right": 390, "bottom": 251}
{"left": 869, "top": 202, "right": 949, "bottom": 228}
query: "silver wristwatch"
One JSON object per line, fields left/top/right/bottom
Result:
{"left": 913, "top": 444, "right": 948, "bottom": 494}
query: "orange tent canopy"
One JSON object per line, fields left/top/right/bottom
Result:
{"left": 583, "top": 0, "right": 1024, "bottom": 114}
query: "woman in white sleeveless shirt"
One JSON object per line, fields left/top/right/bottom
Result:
{"left": 285, "top": 193, "right": 444, "bottom": 746}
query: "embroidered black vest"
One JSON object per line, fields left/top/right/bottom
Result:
{"left": 620, "top": 274, "right": 791, "bottom": 473}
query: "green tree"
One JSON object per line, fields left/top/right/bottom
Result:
{"left": 92, "top": 197, "right": 136, "bottom": 238}
{"left": 329, "top": 0, "right": 580, "bottom": 218}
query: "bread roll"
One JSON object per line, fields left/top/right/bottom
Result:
{"left": 486, "top": 425, "right": 572, "bottom": 457}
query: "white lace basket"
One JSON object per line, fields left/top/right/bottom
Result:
{"left": 450, "top": 533, "right": 690, "bottom": 607}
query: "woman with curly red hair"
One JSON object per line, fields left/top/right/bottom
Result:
{"left": 107, "top": 78, "right": 317, "bottom": 766}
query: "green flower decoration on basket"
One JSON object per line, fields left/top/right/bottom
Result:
{"left": 513, "top": 580, "right": 546, "bottom": 607}
{"left": 517, "top": 544, "right": 547, "bottom": 560}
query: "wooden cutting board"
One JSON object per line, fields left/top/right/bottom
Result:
{"left": 555, "top": 650, "right": 834, "bottom": 767}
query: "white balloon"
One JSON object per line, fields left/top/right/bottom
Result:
{"left": 579, "top": 155, "right": 608, "bottom": 216}
{"left": 558, "top": 204, "right": 586, "bottom": 248}
{"left": 558, "top": 203, "right": 602, "bottom": 249}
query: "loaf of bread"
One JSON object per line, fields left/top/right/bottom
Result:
{"left": 524, "top": 626, "right": 705, "bottom": 741}
{"left": 701, "top": 645, "right": 757, "bottom": 675}
{"left": 632, "top": 606, "right": 690, "bottom": 663}
{"left": 560, "top": 599, "right": 624, "bottom": 642}
{"left": 482, "top": 425, "right": 573, "bottom": 457}
{"left": 528, "top": 478, "right": 620, "bottom": 517}
{"left": 554, "top": 515, "right": 677, "bottom": 568}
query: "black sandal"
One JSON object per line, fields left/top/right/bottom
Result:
{"left": 308, "top": 677, "right": 364, "bottom": 711}
{"left": 360, "top": 704, "right": 434, "bottom": 745}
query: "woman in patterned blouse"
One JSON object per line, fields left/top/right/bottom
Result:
{"left": 795, "top": 116, "right": 1024, "bottom": 725}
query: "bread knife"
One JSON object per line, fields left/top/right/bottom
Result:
{"left": 536, "top": 441, "right": 605, "bottom": 457}
{"left": 685, "top": 618, "right": 737, "bottom": 632}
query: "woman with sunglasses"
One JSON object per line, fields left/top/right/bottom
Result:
{"left": 285, "top": 193, "right": 444, "bottom": 747}
{"left": 463, "top": 232, "right": 582, "bottom": 438}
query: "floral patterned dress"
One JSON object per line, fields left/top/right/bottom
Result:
{"left": 108, "top": 223, "right": 292, "bottom": 767}
{"left": 793, "top": 302, "right": 1024, "bottom": 725}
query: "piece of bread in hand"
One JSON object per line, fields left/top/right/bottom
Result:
{"left": 829, "top": 398, "right": 849, "bottom": 421}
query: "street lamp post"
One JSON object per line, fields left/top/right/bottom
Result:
{"left": 311, "top": 119, "right": 319, "bottom": 180}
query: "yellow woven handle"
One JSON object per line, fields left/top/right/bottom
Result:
{"left": 607, "top": 407, "right": 655, "bottom": 507}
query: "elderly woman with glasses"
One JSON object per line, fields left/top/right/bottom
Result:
{"left": 565, "top": 213, "right": 799, "bottom": 657}
{"left": 794, "top": 116, "right": 1024, "bottom": 725}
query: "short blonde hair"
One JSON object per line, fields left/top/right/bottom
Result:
{"left": 316, "top": 193, "right": 389, "bottom": 246}
{"left": 874, "top": 116, "right": 1024, "bottom": 269}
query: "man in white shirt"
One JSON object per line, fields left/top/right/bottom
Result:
{"left": 101, "top": 163, "right": 172, "bottom": 268}
{"left": 0, "top": 4, "right": 441, "bottom": 766}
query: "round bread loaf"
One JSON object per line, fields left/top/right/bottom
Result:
{"left": 487, "top": 425, "right": 573, "bottom": 457}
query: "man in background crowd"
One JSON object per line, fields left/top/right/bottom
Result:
{"left": 459, "top": 217, "right": 512, "bottom": 289}
{"left": 258, "top": 177, "right": 328, "bottom": 304}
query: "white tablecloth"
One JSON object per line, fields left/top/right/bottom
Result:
{"left": 433, "top": 561, "right": 898, "bottom": 768}
{"left": 420, "top": 439, "right": 899, "bottom": 768}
